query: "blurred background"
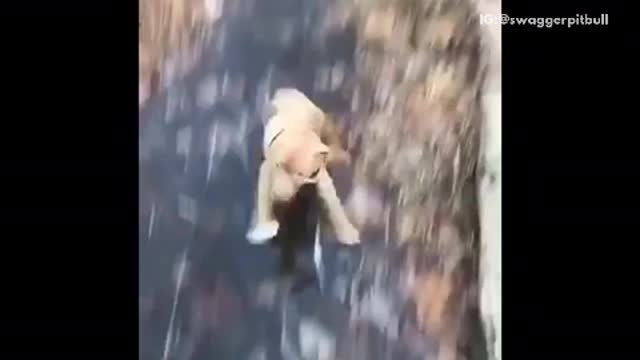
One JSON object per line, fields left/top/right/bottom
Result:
{"left": 139, "top": 0, "right": 501, "bottom": 359}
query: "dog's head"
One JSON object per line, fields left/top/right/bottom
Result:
{"left": 274, "top": 132, "right": 329, "bottom": 187}
{"left": 270, "top": 138, "right": 327, "bottom": 202}
{"left": 267, "top": 88, "right": 330, "bottom": 190}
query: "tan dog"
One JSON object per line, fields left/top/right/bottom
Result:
{"left": 246, "top": 88, "right": 359, "bottom": 245}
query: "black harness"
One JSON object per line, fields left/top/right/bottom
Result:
{"left": 268, "top": 128, "right": 285, "bottom": 148}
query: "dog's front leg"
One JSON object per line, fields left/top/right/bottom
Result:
{"left": 316, "top": 168, "right": 360, "bottom": 245}
{"left": 246, "top": 160, "right": 280, "bottom": 244}
{"left": 321, "top": 115, "right": 351, "bottom": 167}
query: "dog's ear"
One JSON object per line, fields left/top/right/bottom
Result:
{"left": 298, "top": 143, "right": 329, "bottom": 184}
{"left": 313, "top": 142, "right": 330, "bottom": 156}
{"left": 311, "top": 143, "right": 330, "bottom": 172}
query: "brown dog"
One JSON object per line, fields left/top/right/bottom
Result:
{"left": 246, "top": 88, "right": 359, "bottom": 245}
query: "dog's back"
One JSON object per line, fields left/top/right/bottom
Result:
{"left": 263, "top": 88, "right": 326, "bottom": 153}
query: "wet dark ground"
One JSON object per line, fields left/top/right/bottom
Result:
{"left": 139, "top": 1, "right": 486, "bottom": 359}
{"left": 140, "top": 1, "right": 361, "bottom": 359}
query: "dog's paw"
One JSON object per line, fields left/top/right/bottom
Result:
{"left": 246, "top": 221, "right": 280, "bottom": 244}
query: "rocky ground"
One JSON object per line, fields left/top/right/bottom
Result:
{"left": 139, "top": 0, "right": 500, "bottom": 359}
